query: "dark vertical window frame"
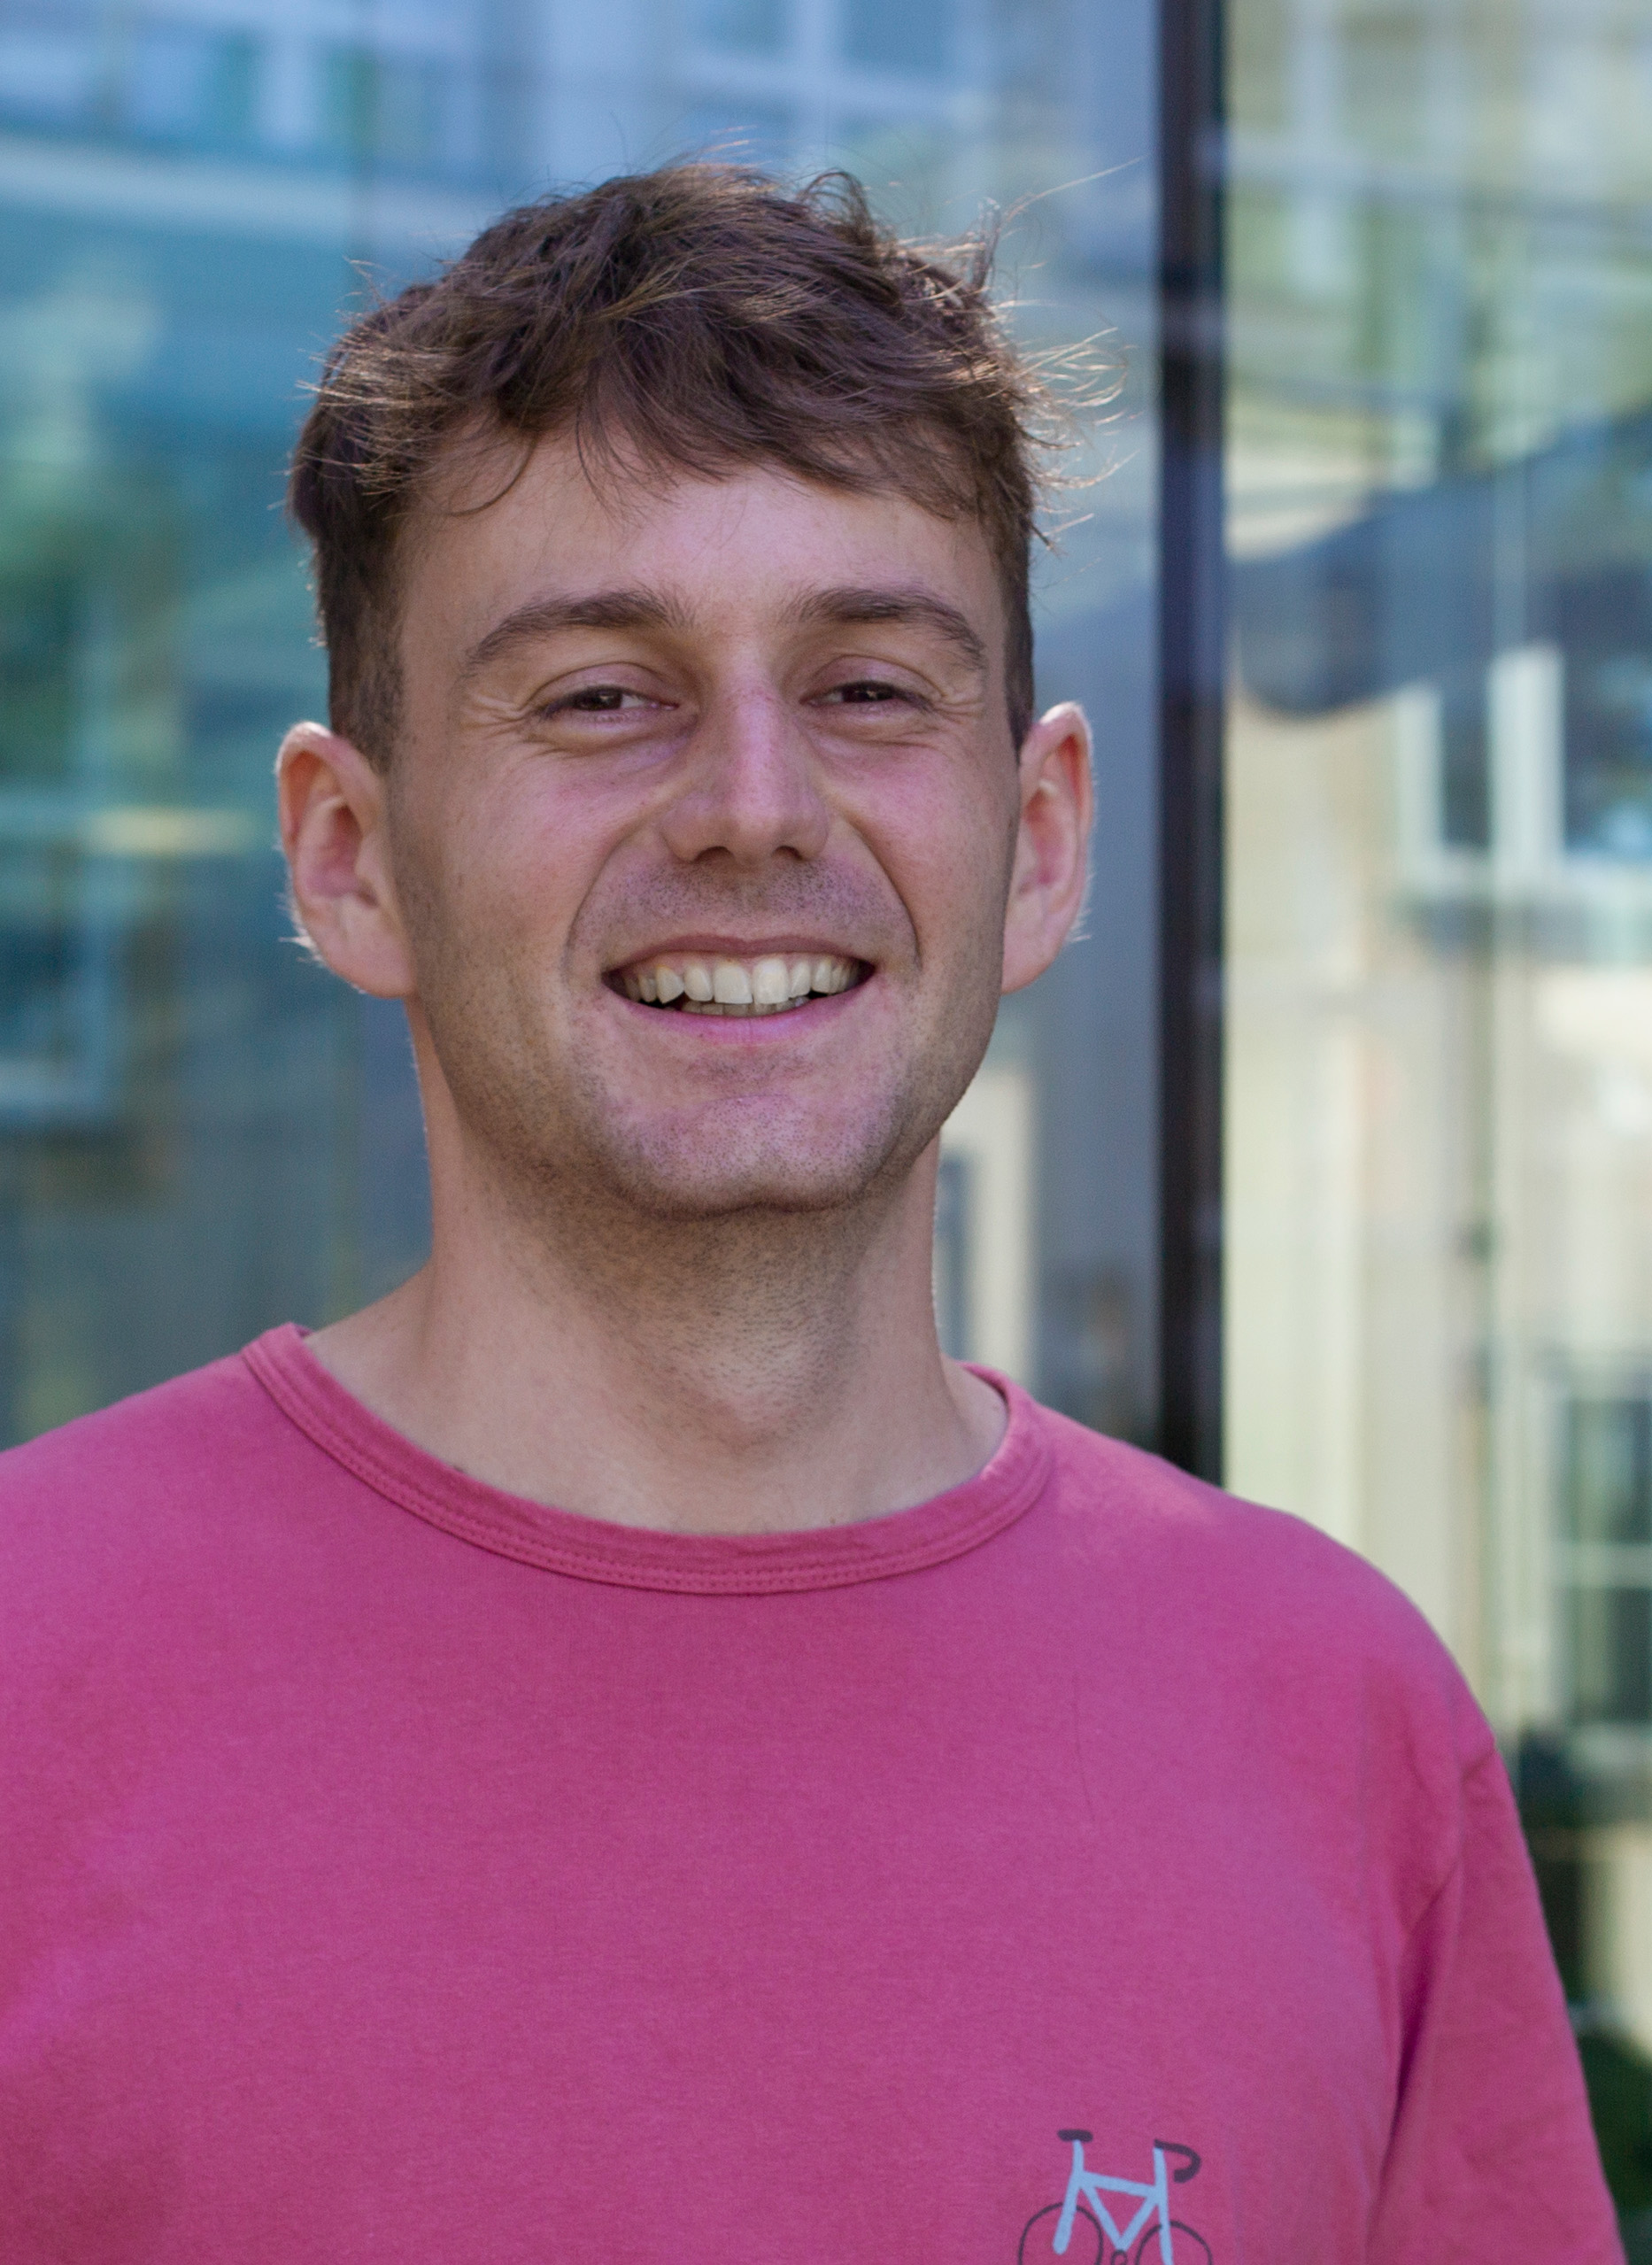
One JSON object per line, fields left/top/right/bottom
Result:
{"left": 1156, "top": 0, "right": 1226, "bottom": 1480}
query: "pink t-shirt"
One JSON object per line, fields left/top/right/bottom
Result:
{"left": 0, "top": 1326, "right": 1619, "bottom": 2263}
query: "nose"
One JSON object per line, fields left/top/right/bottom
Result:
{"left": 657, "top": 682, "right": 831, "bottom": 868}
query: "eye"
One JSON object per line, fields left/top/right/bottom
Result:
{"left": 553, "top": 685, "right": 655, "bottom": 714}
{"left": 818, "top": 680, "right": 915, "bottom": 707}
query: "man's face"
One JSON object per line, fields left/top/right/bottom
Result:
{"left": 378, "top": 437, "right": 1037, "bottom": 1222}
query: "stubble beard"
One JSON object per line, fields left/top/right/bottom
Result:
{"left": 408, "top": 928, "right": 1003, "bottom": 1324}
{"left": 392, "top": 786, "right": 1014, "bottom": 1334}
{"left": 432, "top": 952, "right": 992, "bottom": 1237}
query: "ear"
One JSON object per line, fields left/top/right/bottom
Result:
{"left": 276, "top": 722, "right": 417, "bottom": 999}
{"left": 1001, "top": 700, "right": 1094, "bottom": 994}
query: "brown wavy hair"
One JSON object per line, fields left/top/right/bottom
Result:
{"left": 289, "top": 163, "right": 1064, "bottom": 764}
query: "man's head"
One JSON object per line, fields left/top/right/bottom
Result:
{"left": 279, "top": 166, "right": 1092, "bottom": 1241}
{"left": 289, "top": 165, "right": 1050, "bottom": 768}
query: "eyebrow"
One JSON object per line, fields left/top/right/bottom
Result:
{"left": 458, "top": 579, "right": 990, "bottom": 681}
{"left": 786, "top": 584, "right": 990, "bottom": 672}
{"left": 459, "top": 589, "right": 695, "bottom": 680}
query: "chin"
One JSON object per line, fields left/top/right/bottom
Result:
{"left": 603, "top": 1143, "right": 898, "bottom": 1221}
{"left": 460, "top": 1048, "right": 960, "bottom": 1225}
{"left": 552, "top": 1050, "right": 969, "bottom": 1225}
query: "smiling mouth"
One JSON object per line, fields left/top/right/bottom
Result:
{"left": 610, "top": 951, "right": 867, "bottom": 1018}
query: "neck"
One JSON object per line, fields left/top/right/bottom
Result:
{"left": 307, "top": 1100, "right": 1004, "bottom": 1537}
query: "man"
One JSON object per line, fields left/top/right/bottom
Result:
{"left": 0, "top": 166, "right": 1618, "bottom": 2262}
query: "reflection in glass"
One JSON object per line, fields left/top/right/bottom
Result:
{"left": 1569, "top": 1585, "right": 1652, "bottom": 1731}
{"left": 0, "top": 0, "right": 1162, "bottom": 1452}
{"left": 840, "top": 0, "right": 949, "bottom": 74}
{"left": 685, "top": 0, "right": 788, "bottom": 58}
{"left": 1225, "top": 0, "right": 1652, "bottom": 2225}
{"left": 126, "top": 26, "right": 258, "bottom": 146}
{"left": 1567, "top": 1399, "right": 1652, "bottom": 1549}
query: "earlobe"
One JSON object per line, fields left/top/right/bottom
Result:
{"left": 276, "top": 722, "right": 417, "bottom": 1000}
{"left": 1000, "top": 700, "right": 1095, "bottom": 996}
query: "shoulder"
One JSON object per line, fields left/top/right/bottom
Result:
{"left": 0, "top": 1341, "right": 282, "bottom": 1492}
{"left": 0, "top": 1341, "right": 304, "bottom": 1626}
{"left": 1017, "top": 1403, "right": 1500, "bottom": 1928}
{"left": 1023, "top": 1396, "right": 1494, "bottom": 1774}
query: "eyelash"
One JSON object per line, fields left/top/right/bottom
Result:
{"left": 554, "top": 686, "right": 653, "bottom": 713}
{"left": 539, "top": 676, "right": 926, "bottom": 721}
{"left": 820, "top": 680, "right": 924, "bottom": 709}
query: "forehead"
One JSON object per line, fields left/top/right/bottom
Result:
{"left": 400, "top": 431, "right": 1005, "bottom": 657}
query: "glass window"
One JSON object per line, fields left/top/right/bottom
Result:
{"left": 840, "top": 0, "right": 950, "bottom": 74}
{"left": 0, "top": 2, "right": 1162, "bottom": 1447}
{"left": 0, "top": 9, "right": 100, "bottom": 130}
{"left": 126, "top": 26, "right": 259, "bottom": 147}
{"left": 684, "top": 0, "right": 788, "bottom": 58}
{"left": 1224, "top": 0, "right": 1652, "bottom": 2223}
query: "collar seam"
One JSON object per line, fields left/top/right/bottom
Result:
{"left": 242, "top": 1327, "right": 1050, "bottom": 1595}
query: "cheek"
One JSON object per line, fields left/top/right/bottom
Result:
{"left": 870, "top": 781, "right": 1016, "bottom": 971}
{"left": 402, "top": 788, "right": 591, "bottom": 958}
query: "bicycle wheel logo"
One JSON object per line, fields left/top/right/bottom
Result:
{"left": 1019, "top": 2130, "right": 1212, "bottom": 2265}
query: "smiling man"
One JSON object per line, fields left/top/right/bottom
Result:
{"left": 280, "top": 429, "right": 1056, "bottom": 1531}
{"left": 0, "top": 168, "right": 1618, "bottom": 2263}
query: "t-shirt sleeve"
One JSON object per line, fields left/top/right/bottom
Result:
{"left": 1369, "top": 1737, "right": 1623, "bottom": 2263}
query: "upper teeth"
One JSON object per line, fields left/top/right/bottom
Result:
{"left": 616, "top": 953, "right": 859, "bottom": 1015}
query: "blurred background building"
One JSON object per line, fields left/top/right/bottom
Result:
{"left": 4, "top": 0, "right": 1652, "bottom": 2234}
{"left": 0, "top": 0, "right": 1158, "bottom": 1443}
{"left": 1224, "top": 0, "right": 1652, "bottom": 2227}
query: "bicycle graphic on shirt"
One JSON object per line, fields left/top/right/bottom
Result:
{"left": 1019, "top": 2130, "right": 1212, "bottom": 2265}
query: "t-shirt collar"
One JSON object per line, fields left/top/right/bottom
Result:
{"left": 242, "top": 1322, "right": 1051, "bottom": 1595}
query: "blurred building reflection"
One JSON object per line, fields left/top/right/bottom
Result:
{"left": 0, "top": 0, "right": 1160, "bottom": 1438}
{"left": 1225, "top": 0, "right": 1652, "bottom": 2225}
